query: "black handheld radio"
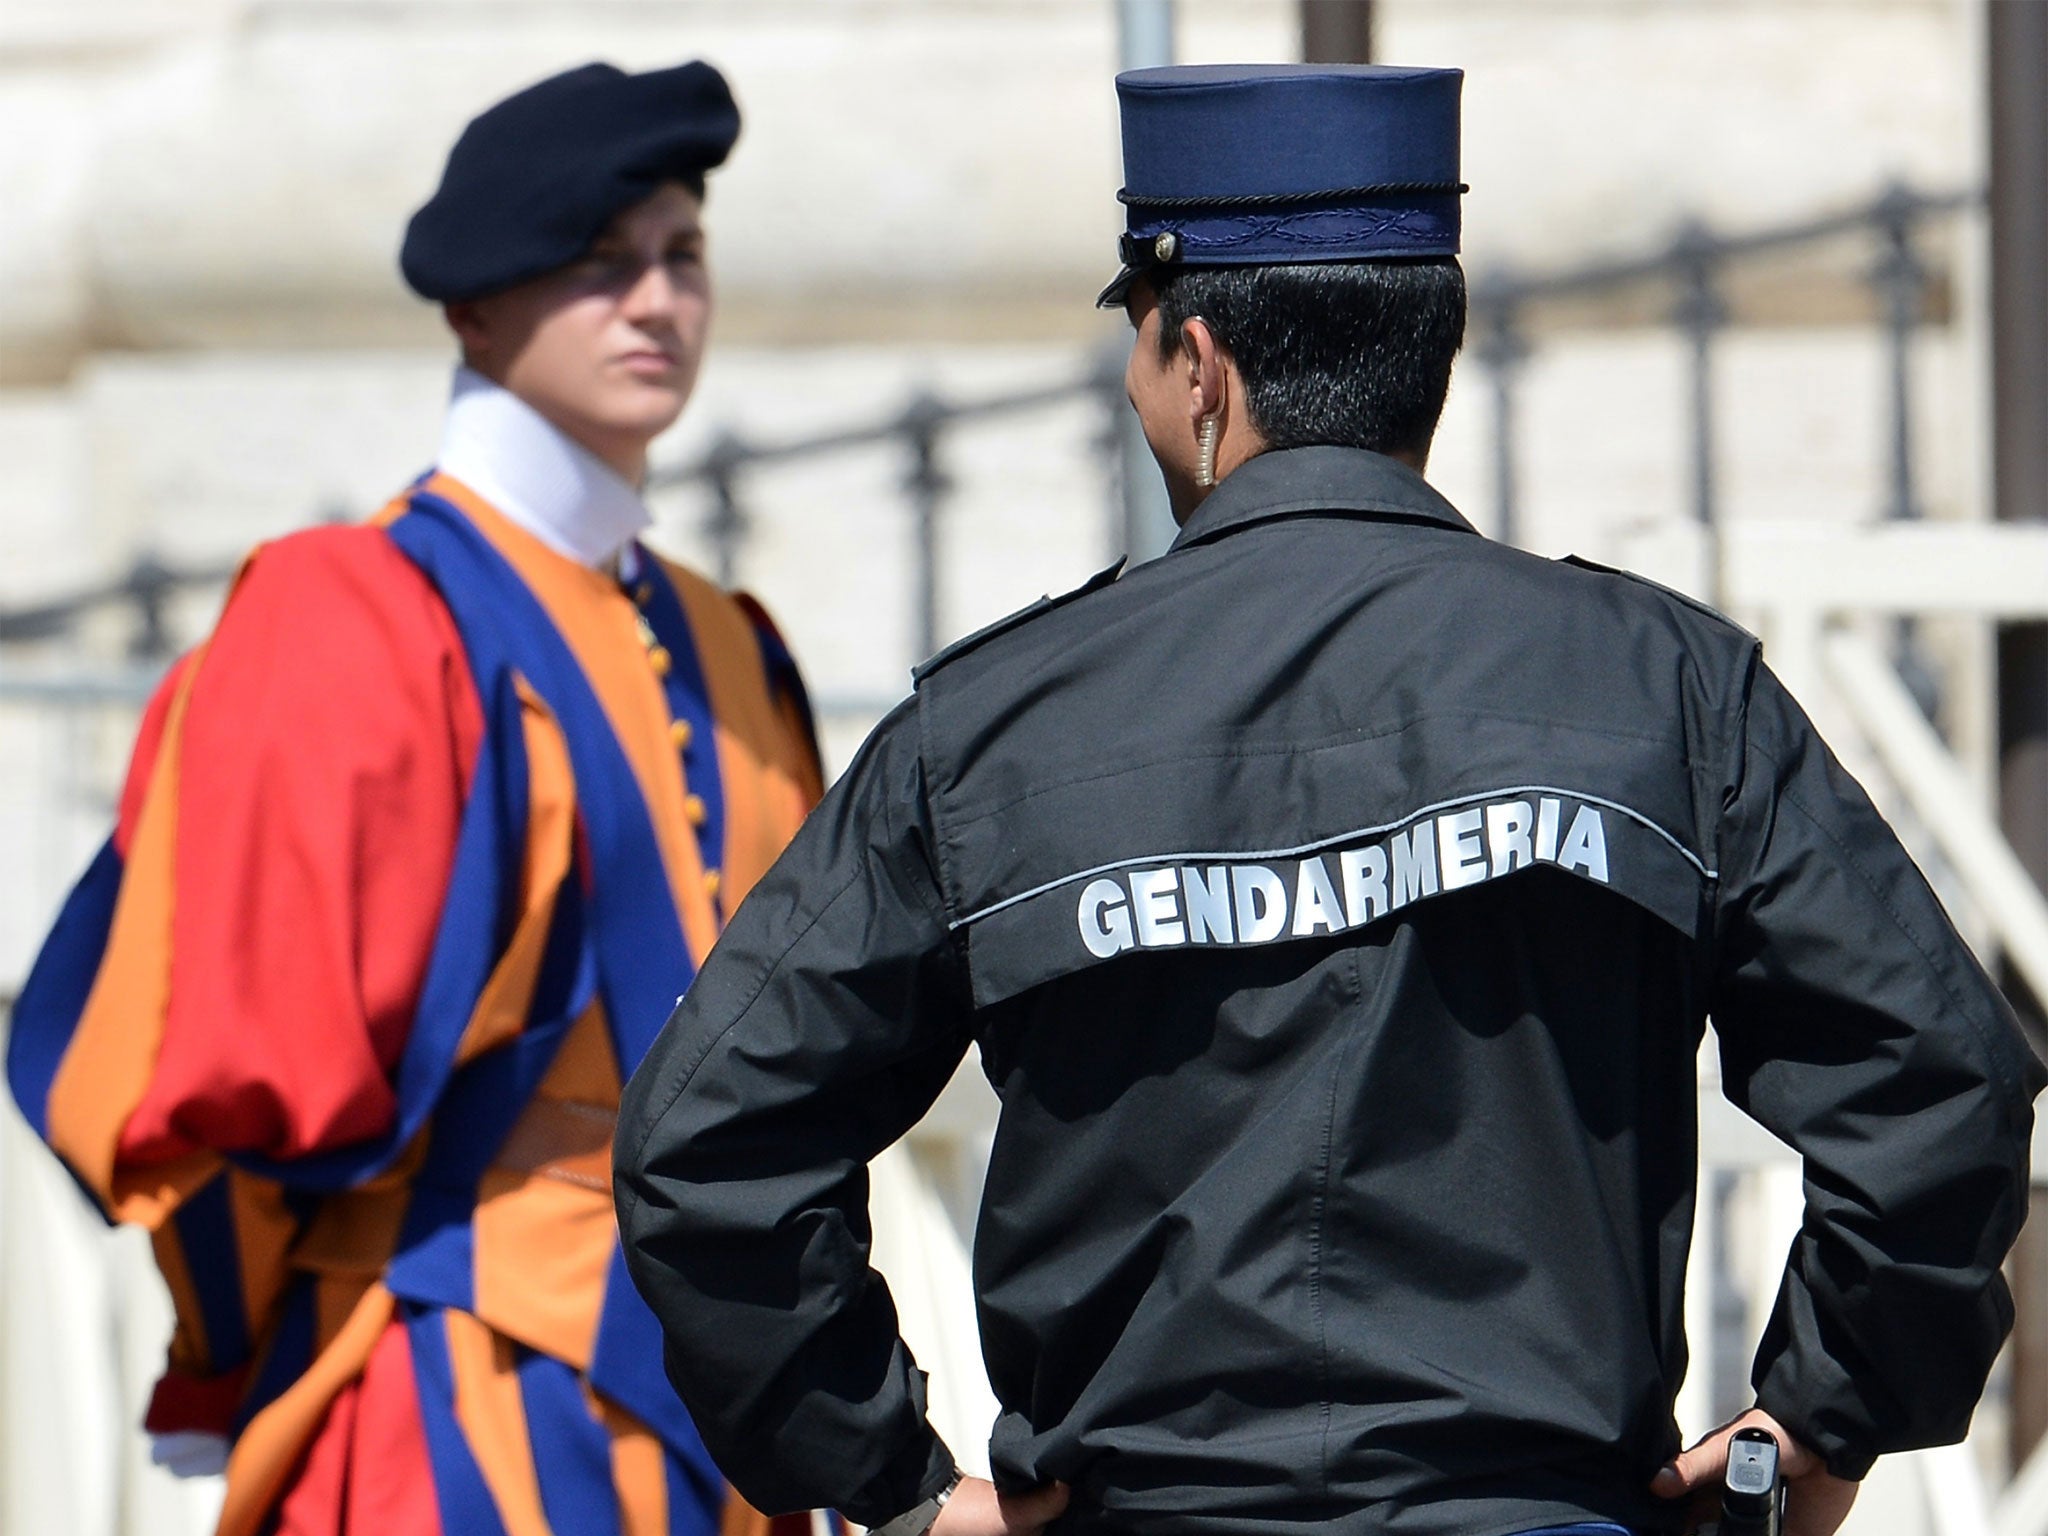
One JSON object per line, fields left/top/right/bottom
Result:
{"left": 1718, "top": 1427, "right": 1784, "bottom": 1536}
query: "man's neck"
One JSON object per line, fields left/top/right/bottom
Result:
{"left": 462, "top": 357, "right": 651, "bottom": 485}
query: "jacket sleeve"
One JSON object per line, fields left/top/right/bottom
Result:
{"left": 1709, "top": 653, "right": 2045, "bottom": 1479}
{"left": 615, "top": 699, "right": 970, "bottom": 1526}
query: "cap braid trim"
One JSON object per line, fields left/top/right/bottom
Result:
{"left": 1117, "top": 181, "right": 1467, "bottom": 211}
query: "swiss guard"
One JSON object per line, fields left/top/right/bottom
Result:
{"left": 8, "top": 61, "right": 824, "bottom": 1536}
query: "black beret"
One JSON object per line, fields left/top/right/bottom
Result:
{"left": 401, "top": 61, "right": 741, "bottom": 302}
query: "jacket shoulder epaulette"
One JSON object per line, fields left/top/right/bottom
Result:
{"left": 1557, "top": 553, "right": 1759, "bottom": 642}
{"left": 911, "top": 557, "right": 1126, "bottom": 685}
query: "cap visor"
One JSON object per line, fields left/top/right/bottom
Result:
{"left": 1095, "top": 264, "right": 1144, "bottom": 309}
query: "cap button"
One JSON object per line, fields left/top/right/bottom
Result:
{"left": 1153, "top": 231, "right": 1180, "bottom": 262}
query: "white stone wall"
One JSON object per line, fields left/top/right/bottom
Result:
{"left": 1391, "top": 0, "right": 1978, "bottom": 269}
{"left": 0, "top": 0, "right": 1976, "bottom": 375}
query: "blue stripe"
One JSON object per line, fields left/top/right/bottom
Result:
{"left": 384, "top": 1010, "right": 587, "bottom": 1310}
{"left": 590, "top": 1245, "right": 726, "bottom": 1519}
{"left": 371, "top": 496, "right": 719, "bottom": 1525}
{"left": 6, "top": 837, "right": 122, "bottom": 1141}
{"left": 403, "top": 1302, "right": 511, "bottom": 1536}
{"left": 385, "top": 873, "right": 592, "bottom": 1309}
{"left": 516, "top": 1346, "right": 623, "bottom": 1532}
{"left": 384, "top": 783, "right": 599, "bottom": 1312}
{"left": 634, "top": 557, "right": 727, "bottom": 888}
{"left": 383, "top": 1186, "right": 477, "bottom": 1314}
{"left": 233, "top": 1275, "right": 315, "bottom": 1436}
{"left": 392, "top": 494, "right": 695, "bottom": 1077}
{"left": 227, "top": 663, "right": 534, "bottom": 1191}
{"left": 664, "top": 1447, "right": 725, "bottom": 1536}
{"left": 171, "top": 1175, "right": 251, "bottom": 1371}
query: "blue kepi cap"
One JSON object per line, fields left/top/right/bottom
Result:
{"left": 1098, "top": 63, "right": 1464, "bottom": 308}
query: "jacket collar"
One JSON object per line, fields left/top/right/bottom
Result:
{"left": 1167, "top": 445, "right": 1479, "bottom": 553}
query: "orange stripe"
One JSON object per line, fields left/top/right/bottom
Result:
{"left": 216, "top": 1284, "right": 397, "bottom": 1536}
{"left": 425, "top": 475, "right": 716, "bottom": 963}
{"left": 290, "top": 1136, "right": 423, "bottom": 1286}
{"left": 457, "top": 678, "right": 578, "bottom": 1065}
{"left": 772, "top": 686, "right": 827, "bottom": 810}
{"left": 427, "top": 543, "right": 635, "bottom": 1369}
{"left": 522, "top": 991, "right": 620, "bottom": 1104}
{"left": 718, "top": 1487, "right": 777, "bottom": 1536}
{"left": 150, "top": 1218, "right": 212, "bottom": 1371}
{"left": 47, "top": 647, "right": 224, "bottom": 1219}
{"left": 228, "top": 1171, "right": 298, "bottom": 1351}
{"left": 444, "top": 1309, "right": 553, "bottom": 1536}
{"left": 599, "top": 1397, "right": 669, "bottom": 1536}
{"left": 668, "top": 563, "right": 819, "bottom": 917}
{"left": 471, "top": 1160, "right": 615, "bottom": 1369}
{"left": 366, "top": 490, "right": 414, "bottom": 529}
{"left": 314, "top": 1274, "right": 374, "bottom": 1355}
{"left": 471, "top": 1007, "right": 618, "bottom": 1368}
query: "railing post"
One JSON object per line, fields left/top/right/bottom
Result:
{"left": 1992, "top": 3, "right": 2048, "bottom": 1471}
{"left": 902, "top": 392, "right": 950, "bottom": 662}
{"left": 1672, "top": 221, "right": 1726, "bottom": 540}
{"left": 1472, "top": 281, "right": 1527, "bottom": 547}
{"left": 125, "top": 553, "right": 173, "bottom": 661}
{"left": 1875, "top": 182, "right": 1927, "bottom": 526}
{"left": 1110, "top": 340, "right": 1177, "bottom": 563}
{"left": 1706, "top": 1168, "right": 1754, "bottom": 1424}
{"left": 1114, "top": 0, "right": 1180, "bottom": 566}
{"left": 1117, "top": 0, "right": 1175, "bottom": 69}
{"left": 702, "top": 430, "right": 749, "bottom": 590}
{"left": 1872, "top": 184, "right": 1944, "bottom": 719}
{"left": 1091, "top": 341, "right": 1136, "bottom": 566}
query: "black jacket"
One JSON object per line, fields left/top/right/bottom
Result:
{"left": 616, "top": 447, "right": 2043, "bottom": 1536}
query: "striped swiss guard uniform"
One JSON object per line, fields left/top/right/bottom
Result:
{"left": 9, "top": 365, "right": 824, "bottom": 1536}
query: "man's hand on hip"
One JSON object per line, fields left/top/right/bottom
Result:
{"left": 1651, "top": 1407, "right": 1858, "bottom": 1536}
{"left": 929, "top": 1477, "right": 1069, "bottom": 1536}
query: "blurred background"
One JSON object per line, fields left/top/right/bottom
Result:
{"left": 7, "top": 0, "right": 2048, "bottom": 1532}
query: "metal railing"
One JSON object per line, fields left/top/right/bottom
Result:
{"left": 1471, "top": 182, "right": 1974, "bottom": 552}
{"left": 645, "top": 358, "right": 1132, "bottom": 662}
{"left": 0, "top": 554, "right": 236, "bottom": 670}
{"left": 0, "top": 361, "right": 1134, "bottom": 714}
{"left": 0, "top": 182, "right": 1978, "bottom": 703}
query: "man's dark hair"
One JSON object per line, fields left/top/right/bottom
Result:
{"left": 1152, "top": 257, "right": 1467, "bottom": 459}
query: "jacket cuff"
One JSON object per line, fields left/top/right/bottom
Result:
{"left": 837, "top": 1424, "right": 958, "bottom": 1530}
{"left": 1753, "top": 1369, "right": 1876, "bottom": 1482}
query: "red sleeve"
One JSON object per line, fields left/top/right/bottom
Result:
{"left": 117, "top": 526, "right": 485, "bottom": 1166}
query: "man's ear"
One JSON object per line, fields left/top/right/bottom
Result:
{"left": 444, "top": 299, "right": 488, "bottom": 361}
{"left": 1179, "top": 315, "right": 1228, "bottom": 424}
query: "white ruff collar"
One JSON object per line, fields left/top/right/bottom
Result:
{"left": 435, "top": 365, "right": 652, "bottom": 570}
